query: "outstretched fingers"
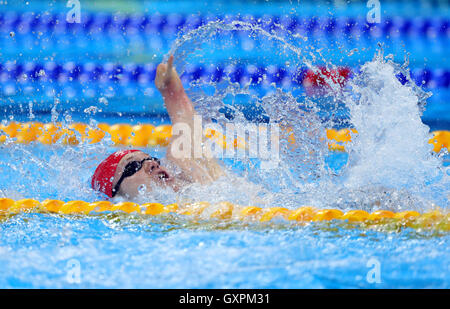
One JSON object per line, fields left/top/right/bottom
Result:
{"left": 155, "top": 55, "right": 174, "bottom": 90}
{"left": 167, "top": 55, "right": 174, "bottom": 70}
{"left": 166, "top": 55, "right": 174, "bottom": 81}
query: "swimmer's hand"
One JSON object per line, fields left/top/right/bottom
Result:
{"left": 155, "top": 54, "right": 194, "bottom": 122}
{"left": 155, "top": 55, "right": 182, "bottom": 93}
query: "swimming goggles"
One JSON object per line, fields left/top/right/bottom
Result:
{"left": 112, "top": 157, "right": 160, "bottom": 197}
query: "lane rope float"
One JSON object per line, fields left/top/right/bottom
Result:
{"left": 1, "top": 121, "right": 449, "bottom": 153}
{"left": 1, "top": 61, "right": 448, "bottom": 90}
{"left": 0, "top": 198, "right": 448, "bottom": 231}
{"left": 2, "top": 12, "right": 449, "bottom": 40}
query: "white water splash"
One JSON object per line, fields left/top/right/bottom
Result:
{"left": 345, "top": 58, "right": 441, "bottom": 187}
{"left": 333, "top": 54, "right": 449, "bottom": 210}
{"left": 161, "top": 20, "right": 449, "bottom": 211}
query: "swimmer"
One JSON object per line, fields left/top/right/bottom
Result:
{"left": 91, "top": 55, "right": 224, "bottom": 199}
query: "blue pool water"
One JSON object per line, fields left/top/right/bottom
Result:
{"left": 1, "top": 0, "right": 449, "bottom": 289}
{"left": 0, "top": 142, "right": 448, "bottom": 288}
{"left": 1, "top": 212, "right": 449, "bottom": 288}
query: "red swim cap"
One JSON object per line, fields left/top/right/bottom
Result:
{"left": 91, "top": 149, "right": 140, "bottom": 198}
{"left": 303, "top": 67, "right": 351, "bottom": 96}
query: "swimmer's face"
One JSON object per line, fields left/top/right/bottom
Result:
{"left": 112, "top": 151, "right": 174, "bottom": 198}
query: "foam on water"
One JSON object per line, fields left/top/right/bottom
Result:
{"left": 345, "top": 58, "right": 441, "bottom": 187}
{"left": 338, "top": 54, "right": 448, "bottom": 209}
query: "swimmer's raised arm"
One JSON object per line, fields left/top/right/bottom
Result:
{"left": 155, "top": 55, "right": 224, "bottom": 183}
{"left": 155, "top": 55, "right": 195, "bottom": 123}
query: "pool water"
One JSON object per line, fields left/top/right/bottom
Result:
{"left": 1, "top": 210, "right": 448, "bottom": 288}
{"left": 0, "top": 142, "right": 448, "bottom": 288}
{"left": 1, "top": 0, "right": 449, "bottom": 289}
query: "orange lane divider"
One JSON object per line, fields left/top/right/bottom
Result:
{"left": 0, "top": 122, "right": 243, "bottom": 150}
{"left": 326, "top": 128, "right": 450, "bottom": 153}
{"left": 0, "top": 198, "right": 448, "bottom": 231}
{"left": 0, "top": 122, "right": 449, "bottom": 153}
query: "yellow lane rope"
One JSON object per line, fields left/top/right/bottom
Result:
{"left": 0, "top": 122, "right": 449, "bottom": 152}
{"left": 0, "top": 198, "right": 448, "bottom": 231}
